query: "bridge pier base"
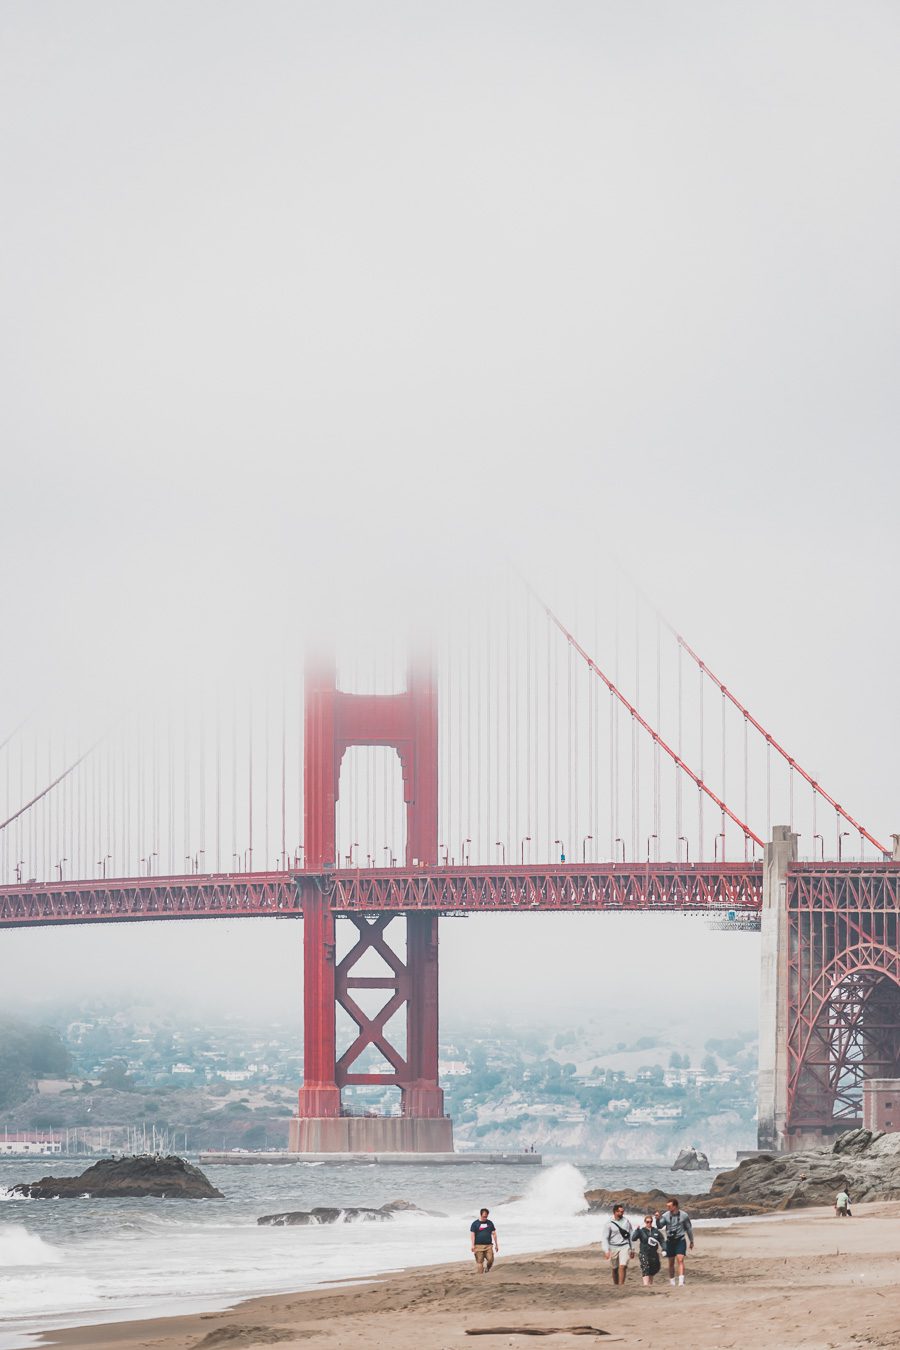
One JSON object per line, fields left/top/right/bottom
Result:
{"left": 758, "top": 825, "right": 797, "bottom": 1152}
{"left": 290, "top": 901, "right": 451, "bottom": 1153}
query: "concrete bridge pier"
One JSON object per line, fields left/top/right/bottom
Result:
{"left": 757, "top": 825, "right": 797, "bottom": 1153}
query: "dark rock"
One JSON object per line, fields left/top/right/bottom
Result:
{"left": 258, "top": 1206, "right": 392, "bottom": 1226}
{"left": 381, "top": 1198, "right": 448, "bottom": 1218}
{"left": 672, "top": 1147, "right": 710, "bottom": 1172}
{"left": 708, "top": 1129, "right": 900, "bottom": 1209}
{"left": 583, "top": 1185, "right": 765, "bottom": 1220}
{"left": 10, "top": 1154, "right": 223, "bottom": 1200}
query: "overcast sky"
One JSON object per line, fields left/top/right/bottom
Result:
{"left": 1, "top": 2, "right": 898, "bottom": 1031}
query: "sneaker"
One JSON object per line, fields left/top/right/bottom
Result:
{"left": 678, "top": 1277, "right": 685, "bottom": 1286}
{"left": 669, "top": 1278, "right": 676, "bottom": 1286}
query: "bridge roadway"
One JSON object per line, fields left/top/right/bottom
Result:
{"left": 0, "top": 862, "right": 762, "bottom": 927}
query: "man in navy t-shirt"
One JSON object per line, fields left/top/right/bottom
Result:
{"left": 470, "top": 1207, "right": 499, "bottom": 1272}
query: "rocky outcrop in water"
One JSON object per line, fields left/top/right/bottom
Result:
{"left": 672, "top": 1147, "right": 710, "bottom": 1171}
{"left": 708, "top": 1128, "right": 900, "bottom": 1208}
{"left": 257, "top": 1197, "right": 447, "bottom": 1226}
{"left": 258, "top": 1206, "right": 392, "bottom": 1226}
{"left": 10, "top": 1154, "right": 223, "bottom": 1200}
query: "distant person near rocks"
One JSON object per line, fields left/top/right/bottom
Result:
{"left": 835, "top": 1188, "right": 851, "bottom": 1218}
{"left": 655, "top": 1198, "right": 694, "bottom": 1286}
{"left": 600, "top": 1203, "right": 634, "bottom": 1285}
{"left": 470, "top": 1208, "right": 499, "bottom": 1272}
{"left": 631, "top": 1214, "right": 664, "bottom": 1286}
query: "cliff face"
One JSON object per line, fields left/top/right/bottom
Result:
{"left": 10, "top": 1154, "right": 224, "bottom": 1199}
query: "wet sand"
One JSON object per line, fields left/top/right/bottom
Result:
{"left": 42, "top": 1203, "right": 900, "bottom": 1350}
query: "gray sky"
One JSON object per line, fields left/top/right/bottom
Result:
{"left": 1, "top": 2, "right": 898, "bottom": 1029}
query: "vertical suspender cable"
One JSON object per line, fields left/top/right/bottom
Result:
{"left": 743, "top": 714, "right": 749, "bottom": 860}
{"left": 215, "top": 687, "right": 222, "bottom": 872}
{"left": 721, "top": 690, "right": 726, "bottom": 858}
{"left": 698, "top": 665, "right": 704, "bottom": 861}
{"left": 633, "top": 593, "right": 639, "bottom": 861}
{"left": 248, "top": 690, "right": 253, "bottom": 870}
{"left": 676, "top": 642, "right": 683, "bottom": 858}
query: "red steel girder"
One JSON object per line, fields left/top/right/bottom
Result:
{"left": 0, "top": 863, "right": 762, "bottom": 928}
{"left": 318, "top": 863, "right": 762, "bottom": 913}
{"left": 0, "top": 872, "right": 298, "bottom": 928}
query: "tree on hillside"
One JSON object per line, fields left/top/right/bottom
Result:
{"left": 0, "top": 1017, "right": 72, "bottom": 1109}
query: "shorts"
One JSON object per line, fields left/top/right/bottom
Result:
{"left": 474, "top": 1244, "right": 494, "bottom": 1268}
{"left": 665, "top": 1237, "right": 687, "bottom": 1258}
{"left": 609, "top": 1247, "right": 631, "bottom": 1268}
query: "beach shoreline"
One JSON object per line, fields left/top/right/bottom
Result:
{"left": 29, "top": 1201, "right": 900, "bottom": 1350}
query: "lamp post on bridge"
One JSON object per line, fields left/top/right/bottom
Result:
{"left": 714, "top": 832, "right": 726, "bottom": 862}
{"left": 614, "top": 837, "right": 625, "bottom": 863}
{"left": 461, "top": 838, "right": 471, "bottom": 866}
{"left": 554, "top": 839, "right": 566, "bottom": 863}
{"left": 15, "top": 860, "right": 24, "bottom": 883}
{"left": 813, "top": 833, "right": 824, "bottom": 861}
{"left": 495, "top": 841, "right": 506, "bottom": 864}
{"left": 678, "top": 835, "right": 690, "bottom": 864}
{"left": 520, "top": 836, "right": 531, "bottom": 864}
{"left": 838, "top": 831, "right": 850, "bottom": 861}
{"left": 646, "top": 834, "right": 657, "bottom": 863}
{"left": 583, "top": 834, "right": 593, "bottom": 862}
{"left": 55, "top": 858, "right": 67, "bottom": 882}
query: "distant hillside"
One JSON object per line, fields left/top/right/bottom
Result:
{"left": 0, "top": 1016, "right": 71, "bottom": 1109}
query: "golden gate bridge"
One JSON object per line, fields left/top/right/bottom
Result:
{"left": 1, "top": 574, "right": 897, "bottom": 1153}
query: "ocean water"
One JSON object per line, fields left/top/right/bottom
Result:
{"left": 0, "top": 1157, "right": 715, "bottom": 1348}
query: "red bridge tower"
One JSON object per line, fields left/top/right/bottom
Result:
{"left": 289, "top": 656, "right": 453, "bottom": 1153}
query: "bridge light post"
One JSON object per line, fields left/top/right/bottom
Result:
{"left": 346, "top": 843, "right": 359, "bottom": 867}
{"left": 383, "top": 846, "right": 396, "bottom": 867}
{"left": 583, "top": 834, "right": 593, "bottom": 862}
{"left": 813, "top": 833, "right": 824, "bottom": 861}
{"left": 294, "top": 845, "right": 304, "bottom": 869}
{"left": 520, "top": 835, "right": 531, "bottom": 864}
{"left": 646, "top": 834, "right": 657, "bottom": 863}
{"left": 495, "top": 841, "right": 506, "bottom": 864}
{"left": 714, "top": 832, "right": 726, "bottom": 862}
{"left": 56, "top": 858, "right": 67, "bottom": 881}
{"left": 614, "top": 837, "right": 625, "bottom": 863}
{"left": 678, "top": 835, "right": 690, "bottom": 863}
{"left": 838, "top": 830, "right": 850, "bottom": 861}
{"left": 555, "top": 839, "right": 566, "bottom": 863}
{"left": 461, "top": 838, "right": 471, "bottom": 866}
{"left": 15, "top": 860, "right": 25, "bottom": 883}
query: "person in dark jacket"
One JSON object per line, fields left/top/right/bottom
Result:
{"left": 655, "top": 1198, "right": 694, "bottom": 1286}
{"left": 630, "top": 1214, "right": 664, "bottom": 1286}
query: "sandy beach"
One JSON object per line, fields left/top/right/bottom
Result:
{"left": 40, "top": 1202, "right": 900, "bottom": 1350}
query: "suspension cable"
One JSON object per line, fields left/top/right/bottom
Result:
{"left": 524, "top": 580, "right": 763, "bottom": 849}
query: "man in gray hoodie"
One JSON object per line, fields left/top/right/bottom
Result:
{"left": 600, "top": 1203, "right": 634, "bottom": 1285}
{"left": 655, "top": 1197, "right": 694, "bottom": 1286}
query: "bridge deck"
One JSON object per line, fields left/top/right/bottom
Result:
{"left": 0, "top": 863, "right": 763, "bottom": 927}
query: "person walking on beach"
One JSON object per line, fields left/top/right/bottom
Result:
{"left": 655, "top": 1198, "right": 693, "bottom": 1286}
{"left": 835, "top": 1188, "right": 851, "bottom": 1218}
{"left": 470, "top": 1208, "right": 499, "bottom": 1272}
{"left": 631, "top": 1214, "right": 664, "bottom": 1286}
{"left": 600, "top": 1203, "right": 634, "bottom": 1285}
